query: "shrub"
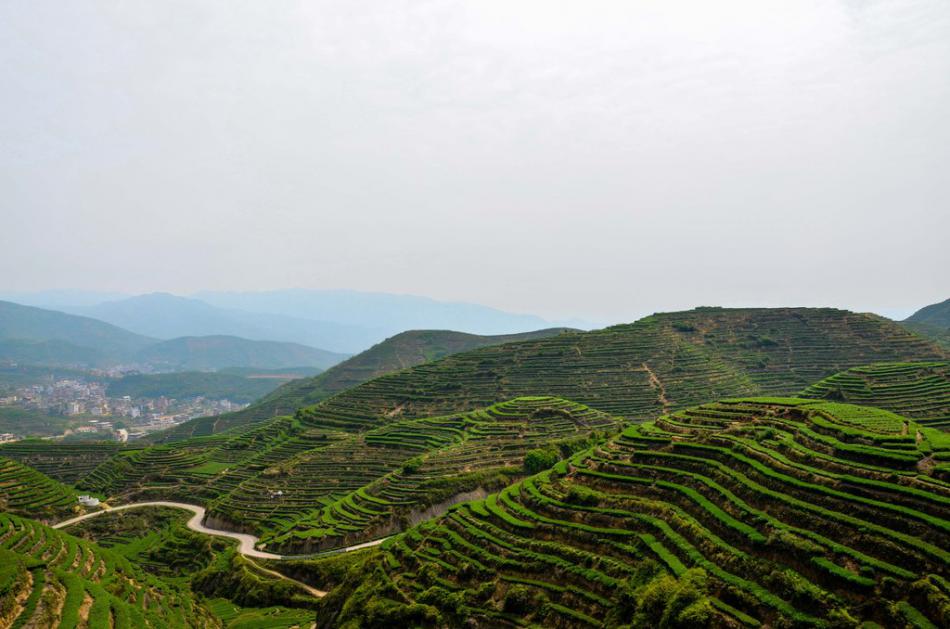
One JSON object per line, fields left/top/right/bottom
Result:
{"left": 524, "top": 448, "right": 559, "bottom": 474}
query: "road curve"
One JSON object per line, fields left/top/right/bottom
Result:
{"left": 55, "top": 500, "right": 390, "bottom": 561}
{"left": 54, "top": 501, "right": 284, "bottom": 558}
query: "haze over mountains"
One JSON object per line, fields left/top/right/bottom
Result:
{"left": 0, "top": 300, "right": 345, "bottom": 371}
{"left": 1, "top": 289, "right": 583, "bottom": 354}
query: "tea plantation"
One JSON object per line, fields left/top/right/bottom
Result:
{"left": 295, "top": 308, "right": 946, "bottom": 432}
{"left": 314, "top": 399, "right": 950, "bottom": 627}
{"left": 0, "top": 512, "right": 217, "bottom": 627}
{"left": 0, "top": 456, "right": 80, "bottom": 521}
{"left": 158, "top": 327, "right": 575, "bottom": 441}
{"left": 801, "top": 361, "right": 950, "bottom": 428}
{"left": 2, "top": 307, "right": 948, "bottom": 628}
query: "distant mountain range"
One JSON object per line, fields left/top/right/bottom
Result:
{"left": 0, "top": 300, "right": 346, "bottom": 370}
{"left": 1, "top": 289, "right": 585, "bottom": 353}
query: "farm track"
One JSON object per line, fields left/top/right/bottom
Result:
{"left": 53, "top": 500, "right": 389, "bottom": 598}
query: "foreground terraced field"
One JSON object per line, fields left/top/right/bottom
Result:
{"left": 317, "top": 399, "right": 950, "bottom": 627}
{"left": 0, "top": 512, "right": 216, "bottom": 627}
{"left": 801, "top": 362, "right": 950, "bottom": 428}
{"left": 296, "top": 308, "right": 946, "bottom": 433}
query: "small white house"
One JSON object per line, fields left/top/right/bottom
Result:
{"left": 78, "top": 495, "right": 100, "bottom": 507}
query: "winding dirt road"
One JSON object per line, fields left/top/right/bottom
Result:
{"left": 54, "top": 501, "right": 392, "bottom": 598}
{"left": 54, "top": 500, "right": 388, "bottom": 596}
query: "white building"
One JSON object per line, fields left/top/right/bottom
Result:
{"left": 78, "top": 495, "right": 100, "bottom": 507}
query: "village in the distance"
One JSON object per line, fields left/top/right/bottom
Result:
{"left": 0, "top": 365, "right": 247, "bottom": 444}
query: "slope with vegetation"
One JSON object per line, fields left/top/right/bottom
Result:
{"left": 906, "top": 297, "right": 950, "bottom": 328}
{"left": 903, "top": 297, "right": 950, "bottom": 352}
{"left": 7, "top": 309, "right": 945, "bottom": 545}
{"left": 313, "top": 399, "right": 950, "bottom": 628}
{"left": 294, "top": 307, "right": 946, "bottom": 433}
{"left": 0, "top": 441, "right": 123, "bottom": 484}
{"left": 63, "top": 505, "right": 319, "bottom": 627}
{"left": 225, "top": 397, "right": 619, "bottom": 553}
{"left": 0, "top": 299, "right": 154, "bottom": 366}
{"left": 74, "top": 398, "right": 620, "bottom": 553}
{"left": 801, "top": 361, "right": 950, "bottom": 428}
{"left": 0, "top": 456, "right": 80, "bottom": 521}
{"left": 0, "top": 512, "right": 217, "bottom": 627}
{"left": 167, "top": 327, "right": 574, "bottom": 439}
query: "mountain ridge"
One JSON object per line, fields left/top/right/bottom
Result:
{"left": 0, "top": 299, "right": 347, "bottom": 370}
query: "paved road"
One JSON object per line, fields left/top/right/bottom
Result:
{"left": 54, "top": 500, "right": 388, "bottom": 560}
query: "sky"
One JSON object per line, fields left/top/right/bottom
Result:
{"left": 1, "top": 0, "right": 948, "bottom": 324}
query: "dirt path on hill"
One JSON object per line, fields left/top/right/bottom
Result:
{"left": 642, "top": 363, "right": 671, "bottom": 414}
{"left": 53, "top": 500, "right": 389, "bottom": 599}
{"left": 245, "top": 558, "right": 328, "bottom": 597}
{"left": 54, "top": 501, "right": 284, "bottom": 559}
{"left": 55, "top": 501, "right": 390, "bottom": 559}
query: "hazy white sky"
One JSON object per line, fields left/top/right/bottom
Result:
{"left": 2, "top": 0, "right": 948, "bottom": 322}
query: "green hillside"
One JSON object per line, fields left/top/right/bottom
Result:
{"left": 905, "top": 321, "right": 950, "bottom": 351}
{"left": 61, "top": 506, "right": 319, "bottom": 627}
{"left": 73, "top": 398, "right": 619, "bottom": 551}
{"left": 0, "top": 441, "right": 124, "bottom": 483}
{"left": 0, "top": 300, "right": 154, "bottom": 365}
{"left": 0, "top": 512, "right": 217, "bottom": 627}
{"left": 0, "top": 407, "right": 72, "bottom": 438}
{"left": 10, "top": 308, "right": 941, "bottom": 540}
{"left": 226, "top": 397, "right": 619, "bottom": 553}
{"left": 907, "top": 297, "right": 950, "bottom": 328}
{"left": 0, "top": 456, "right": 79, "bottom": 521}
{"left": 164, "top": 327, "right": 574, "bottom": 439}
{"left": 294, "top": 307, "right": 946, "bottom": 432}
{"left": 801, "top": 361, "right": 950, "bottom": 428}
{"left": 313, "top": 399, "right": 950, "bottom": 628}
{"left": 134, "top": 335, "right": 347, "bottom": 371}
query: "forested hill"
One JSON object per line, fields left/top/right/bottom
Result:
{"left": 906, "top": 297, "right": 950, "bottom": 328}
{"left": 903, "top": 297, "right": 950, "bottom": 351}
{"left": 294, "top": 307, "right": 947, "bottom": 432}
{"left": 0, "top": 299, "right": 155, "bottom": 363}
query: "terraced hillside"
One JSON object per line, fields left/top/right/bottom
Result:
{"left": 0, "top": 440, "right": 123, "bottom": 483}
{"left": 0, "top": 512, "right": 216, "bottom": 627}
{"left": 317, "top": 399, "right": 950, "bottom": 628}
{"left": 905, "top": 321, "right": 950, "bottom": 351}
{"left": 78, "top": 398, "right": 620, "bottom": 552}
{"left": 253, "top": 397, "right": 619, "bottom": 553}
{"left": 158, "top": 327, "right": 574, "bottom": 441}
{"left": 801, "top": 362, "right": 950, "bottom": 428}
{"left": 0, "top": 456, "right": 80, "bottom": 521}
{"left": 62, "top": 505, "right": 320, "bottom": 627}
{"left": 296, "top": 307, "right": 946, "bottom": 432}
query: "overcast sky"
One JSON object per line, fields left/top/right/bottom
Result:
{"left": 1, "top": 0, "right": 947, "bottom": 323}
